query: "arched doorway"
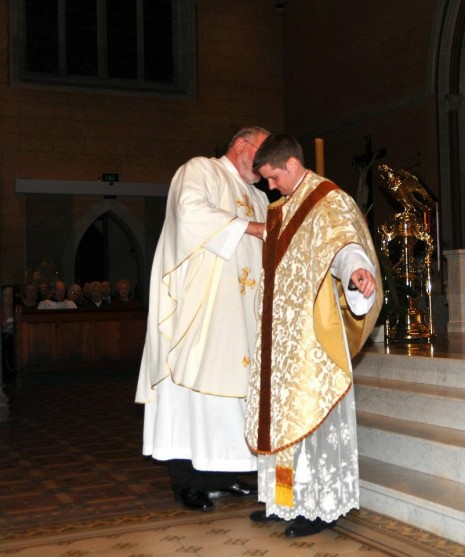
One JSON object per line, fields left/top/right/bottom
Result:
{"left": 63, "top": 199, "right": 146, "bottom": 300}
{"left": 74, "top": 211, "right": 143, "bottom": 299}
{"left": 437, "top": 0, "right": 465, "bottom": 249}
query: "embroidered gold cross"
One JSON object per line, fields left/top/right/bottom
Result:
{"left": 236, "top": 194, "right": 254, "bottom": 217}
{"left": 242, "top": 356, "right": 250, "bottom": 367}
{"left": 239, "top": 267, "right": 256, "bottom": 295}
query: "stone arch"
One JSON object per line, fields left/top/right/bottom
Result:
{"left": 63, "top": 199, "right": 145, "bottom": 296}
{"left": 436, "top": 0, "right": 465, "bottom": 249}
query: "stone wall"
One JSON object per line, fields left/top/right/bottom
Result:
{"left": 0, "top": 0, "right": 285, "bottom": 284}
{"left": 283, "top": 0, "right": 439, "bottom": 228}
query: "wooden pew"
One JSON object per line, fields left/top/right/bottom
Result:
{"left": 14, "top": 306, "right": 147, "bottom": 383}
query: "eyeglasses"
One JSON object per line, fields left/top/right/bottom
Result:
{"left": 243, "top": 138, "right": 260, "bottom": 150}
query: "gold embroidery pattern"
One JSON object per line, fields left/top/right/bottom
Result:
{"left": 275, "top": 465, "right": 294, "bottom": 507}
{"left": 236, "top": 194, "right": 254, "bottom": 217}
{"left": 239, "top": 267, "right": 256, "bottom": 295}
{"left": 245, "top": 173, "right": 381, "bottom": 453}
{"left": 242, "top": 356, "right": 250, "bottom": 366}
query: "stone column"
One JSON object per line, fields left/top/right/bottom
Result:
{"left": 444, "top": 249, "right": 465, "bottom": 333}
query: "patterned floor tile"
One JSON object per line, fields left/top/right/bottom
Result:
{"left": 0, "top": 374, "right": 464, "bottom": 557}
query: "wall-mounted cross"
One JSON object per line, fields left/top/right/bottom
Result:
{"left": 352, "top": 135, "right": 386, "bottom": 234}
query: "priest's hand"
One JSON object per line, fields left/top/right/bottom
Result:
{"left": 246, "top": 222, "right": 265, "bottom": 240}
{"left": 349, "top": 268, "right": 375, "bottom": 298}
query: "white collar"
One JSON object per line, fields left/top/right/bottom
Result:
{"left": 286, "top": 170, "right": 308, "bottom": 198}
{"left": 220, "top": 155, "right": 239, "bottom": 177}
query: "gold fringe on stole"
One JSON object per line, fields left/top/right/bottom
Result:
{"left": 275, "top": 446, "right": 295, "bottom": 507}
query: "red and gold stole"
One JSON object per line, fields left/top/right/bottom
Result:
{"left": 257, "top": 180, "right": 338, "bottom": 506}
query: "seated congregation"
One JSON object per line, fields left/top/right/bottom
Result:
{"left": 1, "top": 279, "right": 145, "bottom": 384}
{"left": 16, "top": 278, "right": 142, "bottom": 310}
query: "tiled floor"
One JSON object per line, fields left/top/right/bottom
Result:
{"left": 0, "top": 511, "right": 412, "bottom": 557}
{"left": 0, "top": 372, "right": 464, "bottom": 557}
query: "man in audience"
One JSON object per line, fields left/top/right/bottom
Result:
{"left": 101, "top": 281, "right": 114, "bottom": 305}
{"left": 81, "top": 281, "right": 109, "bottom": 309}
{"left": 82, "top": 282, "right": 91, "bottom": 305}
{"left": 67, "top": 284, "right": 84, "bottom": 308}
{"left": 38, "top": 280, "right": 77, "bottom": 309}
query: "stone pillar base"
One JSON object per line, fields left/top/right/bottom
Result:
{"left": 444, "top": 250, "right": 465, "bottom": 334}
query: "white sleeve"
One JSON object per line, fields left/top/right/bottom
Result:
{"left": 203, "top": 218, "right": 248, "bottom": 260}
{"left": 331, "top": 243, "right": 376, "bottom": 316}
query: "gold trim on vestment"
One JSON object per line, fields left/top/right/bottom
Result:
{"left": 151, "top": 258, "right": 223, "bottom": 389}
{"left": 238, "top": 267, "right": 256, "bottom": 295}
{"left": 150, "top": 216, "right": 238, "bottom": 389}
{"left": 236, "top": 193, "right": 255, "bottom": 216}
{"left": 245, "top": 171, "right": 383, "bottom": 457}
{"left": 256, "top": 181, "right": 340, "bottom": 454}
{"left": 247, "top": 381, "right": 352, "bottom": 456}
{"left": 275, "top": 447, "right": 295, "bottom": 507}
{"left": 314, "top": 271, "right": 351, "bottom": 377}
{"left": 275, "top": 466, "right": 294, "bottom": 507}
{"left": 136, "top": 155, "right": 271, "bottom": 402}
{"left": 157, "top": 215, "right": 239, "bottom": 338}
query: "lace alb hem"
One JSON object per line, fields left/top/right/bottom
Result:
{"left": 262, "top": 500, "right": 359, "bottom": 523}
{"left": 257, "top": 386, "right": 359, "bottom": 524}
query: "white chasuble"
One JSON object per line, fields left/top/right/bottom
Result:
{"left": 136, "top": 156, "right": 268, "bottom": 471}
{"left": 245, "top": 171, "right": 382, "bottom": 518}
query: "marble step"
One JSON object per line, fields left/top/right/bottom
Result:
{"left": 353, "top": 350, "right": 465, "bottom": 389}
{"left": 357, "top": 411, "right": 465, "bottom": 483}
{"left": 359, "top": 455, "right": 465, "bottom": 546}
{"left": 354, "top": 376, "right": 465, "bottom": 430}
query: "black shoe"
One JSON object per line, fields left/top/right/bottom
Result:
{"left": 207, "top": 481, "right": 258, "bottom": 498}
{"left": 249, "top": 509, "right": 284, "bottom": 523}
{"left": 175, "top": 488, "right": 214, "bottom": 511}
{"left": 284, "top": 516, "right": 337, "bottom": 537}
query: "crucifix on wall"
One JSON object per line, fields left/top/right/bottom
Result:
{"left": 352, "top": 135, "right": 386, "bottom": 235}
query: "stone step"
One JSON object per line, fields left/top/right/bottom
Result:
{"left": 354, "top": 376, "right": 465, "bottom": 430}
{"left": 359, "top": 456, "right": 465, "bottom": 546}
{"left": 357, "top": 411, "right": 465, "bottom": 483}
{"left": 353, "top": 350, "right": 465, "bottom": 389}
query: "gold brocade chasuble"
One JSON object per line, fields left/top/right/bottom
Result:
{"left": 245, "top": 172, "right": 382, "bottom": 504}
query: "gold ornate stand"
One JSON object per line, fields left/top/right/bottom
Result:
{"left": 378, "top": 165, "right": 435, "bottom": 342}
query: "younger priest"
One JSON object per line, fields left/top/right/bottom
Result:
{"left": 245, "top": 134, "right": 382, "bottom": 537}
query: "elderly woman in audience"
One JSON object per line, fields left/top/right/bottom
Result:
{"left": 20, "top": 282, "right": 38, "bottom": 309}
{"left": 111, "top": 278, "right": 140, "bottom": 307}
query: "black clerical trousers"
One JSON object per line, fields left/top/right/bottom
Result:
{"left": 168, "top": 459, "right": 238, "bottom": 494}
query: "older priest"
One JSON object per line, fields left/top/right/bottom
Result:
{"left": 136, "top": 126, "right": 270, "bottom": 511}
